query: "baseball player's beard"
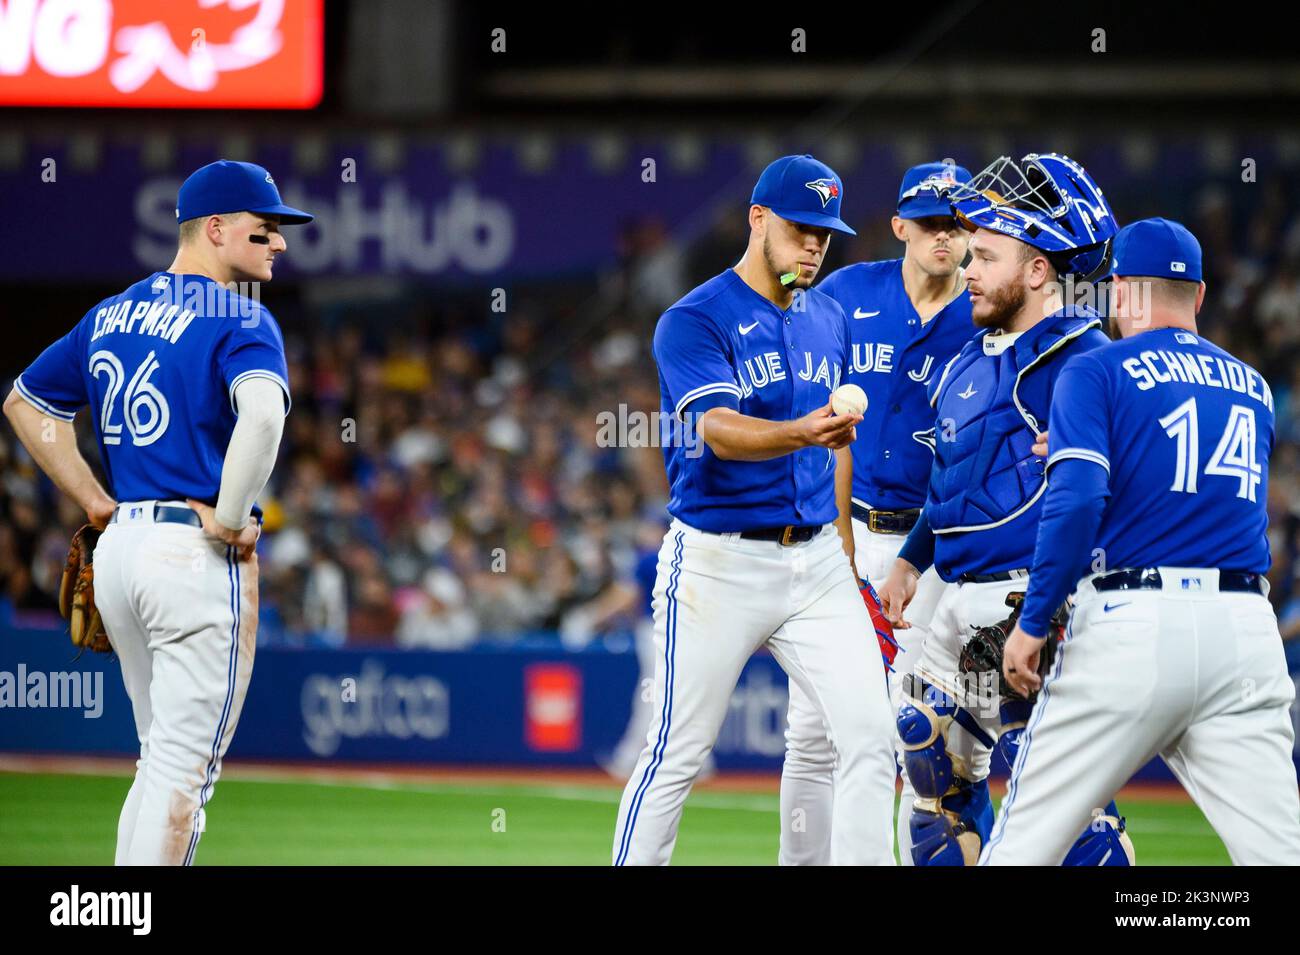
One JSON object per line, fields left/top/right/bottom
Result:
{"left": 972, "top": 276, "right": 1027, "bottom": 330}
{"left": 763, "top": 233, "right": 813, "bottom": 289}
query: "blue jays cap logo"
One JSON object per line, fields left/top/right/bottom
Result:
{"left": 805, "top": 178, "right": 840, "bottom": 208}
{"left": 751, "top": 155, "right": 856, "bottom": 235}
{"left": 921, "top": 169, "right": 957, "bottom": 192}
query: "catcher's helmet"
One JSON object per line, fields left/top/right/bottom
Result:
{"left": 949, "top": 153, "right": 1117, "bottom": 278}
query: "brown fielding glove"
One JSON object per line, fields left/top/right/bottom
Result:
{"left": 958, "top": 592, "right": 1065, "bottom": 703}
{"left": 58, "top": 525, "right": 111, "bottom": 654}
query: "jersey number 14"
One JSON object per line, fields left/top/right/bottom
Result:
{"left": 1159, "top": 397, "right": 1262, "bottom": 502}
{"left": 89, "top": 349, "right": 171, "bottom": 447}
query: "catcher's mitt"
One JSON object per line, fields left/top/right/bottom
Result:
{"left": 58, "top": 525, "right": 111, "bottom": 654}
{"left": 958, "top": 592, "right": 1067, "bottom": 702}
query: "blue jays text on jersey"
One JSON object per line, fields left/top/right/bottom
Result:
{"left": 652, "top": 269, "right": 852, "bottom": 532}
{"left": 911, "top": 307, "right": 1110, "bottom": 581}
{"left": 15, "top": 272, "right": 290, "bottom": 507}
{"left": 817, "top": 259, "right": 976, "bottom": 511}
{"left": 1046, "top": 328, "right": 1274, "bottom": 573}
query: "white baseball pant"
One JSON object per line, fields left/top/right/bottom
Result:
{"left": 982, "top": 569, "right": 1300, "bottom": 865}
{"left": 779, "top": 516, "right": 946, "bottom": 865}
{"left": 612, "top": 519, "right": 896, "bottom": 865}
{"left": 908, "top": 575, "right": 1029, "bottom": 786}
{"left": 93, "top": 501, "right": 258, "bottom": 866}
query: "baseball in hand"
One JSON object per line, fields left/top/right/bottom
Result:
{"left": 831, "top": 383, "right": 868, "bottom": 417}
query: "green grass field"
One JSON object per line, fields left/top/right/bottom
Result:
{"left": 0, "top": 768, "right": 1230, "bottom": 865}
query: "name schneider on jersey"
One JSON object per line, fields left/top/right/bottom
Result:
{"left": 1118, "top": 334, "right": 1274, "bottom": 409}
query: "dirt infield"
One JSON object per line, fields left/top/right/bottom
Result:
{"left": 0, "top": 751, "right": 1198, "bottom": 800}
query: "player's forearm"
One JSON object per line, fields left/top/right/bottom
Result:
{"left": 833, "top": 445, "right": 856, "bottom": 570}
{"left": 214, "top": 378, "right": 286, "bottom": 531}
{"left": 3, "top": 389, "right": 114, "bottom": 517}
{"left": 896, "top": 509, "right": 936, "bottom": 574}
{"left": 697, "top": 407, "right": 806, "bottom": 461}
{"left": 1020, "top": 459, "right": 1109, "bottom": 637}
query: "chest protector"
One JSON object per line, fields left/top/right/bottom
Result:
{"left": 927, "top": 311, "right": 1103, "bottom": 534}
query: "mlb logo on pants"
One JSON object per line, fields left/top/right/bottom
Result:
{"left": 1180, "top": 577, "right": 1203, "bottom": 591}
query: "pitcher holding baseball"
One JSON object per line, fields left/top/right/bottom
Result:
{"left": 612, "top": 154, "right": 898, "bottom": 865}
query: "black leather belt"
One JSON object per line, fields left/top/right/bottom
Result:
{"left": 739, "top": 524, "right": 822, "bottom": 545}
{"left": 110, "top": 503, "right": 203, "bottom": 528}
{"left": 959, "top": 569, "right": 1030, "bottom": 584}
{"left": 1093, "top": 568, "right": 1265, "bottom": 595}
{"left": 850, "top": 503, "right": 920, "bottom": 534}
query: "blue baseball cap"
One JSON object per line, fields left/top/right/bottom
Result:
{"left": 1110, "top": 217, "right": 1202, "bottom": 282}
{"left": 176, "top": 160, "right": 313, "bottom": 225}
{"left": 750, "top": 154, "right": 856, "bottom": 236}
{"left": 896, "top": 162, "right": 972, "bottom": 219}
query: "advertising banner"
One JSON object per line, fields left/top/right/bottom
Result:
{"left": 0, "top": 0, "right": 324, "bottom": 109}
{"left": 5, "top": 625, "right": 1298, "bottom": 780}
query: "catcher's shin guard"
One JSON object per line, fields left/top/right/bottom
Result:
{"left": 1062, "top": 801, "right": 1136, "bottom": 866}
{"left": 897, "top": 686, "right": 957, "bottom": 800}
{"left": 994, "top": 699, "right": 1034, "bottom": 772}
{"left": 898, "top": 679, "right": 994, "bottom": 866}
{"left": 909, "top": 778, "right": 993, "bottom": 866}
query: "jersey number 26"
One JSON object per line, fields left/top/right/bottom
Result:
{"left": 89, "top": 349, "right": 171, "bottom": 447}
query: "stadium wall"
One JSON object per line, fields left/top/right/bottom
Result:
{"left": 6, "top": 626, "right": 1299, "bottom": 781}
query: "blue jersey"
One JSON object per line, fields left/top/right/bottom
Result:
{"left": 817, "top": 259, "right": 975, "bottom": 510}
{"left": 1048, "top": 328, "right": 1274, "bottom": 572}
{"left": 908, "top": 308, "right": 1109, "bottom": 581}
{"left": 14, "top": 271, "right": 290, "bottom": 506}
{"left": 653, "top": 269, "right": 851, "bottom": 532}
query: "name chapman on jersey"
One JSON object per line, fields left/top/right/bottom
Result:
{"left": 1122, "top": 345, "right": 1274, "bottom": 410}
{"left": 89, "top": 276, "right": 265, "bottom": 345}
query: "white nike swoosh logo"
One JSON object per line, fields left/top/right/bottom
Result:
{"left": 853, "top": 308, "right": 881, "bottom": 319}
{"left": 738, "top": 321, "right": 760, "bottom": 335}
{"left": 958, "top": 383, "right": 977, "bottom": 399}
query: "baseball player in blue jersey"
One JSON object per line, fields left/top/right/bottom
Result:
{"left": 779, "top": 161, "right": 978, "bottom": 865}
{"left": 878, "top": 154, "right": 1136, "bottom": 865}
{"left": 613, "top": 154, "right": 897, "bottom": 865}
{"left": 3, "top": 160, "right": 310, "bottom": 865}
{"left": 984, "top": 219, "right": 1300, "bottom": 865}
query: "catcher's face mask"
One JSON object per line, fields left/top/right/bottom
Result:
{"left": 950, "top": 153, "right": 1118, "bottom": 278}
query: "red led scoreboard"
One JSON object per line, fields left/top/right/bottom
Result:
{"left": 0, "top": 0, "right": 323, "bottom": 109}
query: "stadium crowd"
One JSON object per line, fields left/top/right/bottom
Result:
{"left": 4, "top": 173, "right": 1300, "bottom": 651}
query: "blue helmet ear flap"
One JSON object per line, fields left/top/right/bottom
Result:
{"left": 1062, "top": 237, "right": 1114, "bottom": 282}
{"left": 1044, "top": 237, "right": 1113, "bottom": 282}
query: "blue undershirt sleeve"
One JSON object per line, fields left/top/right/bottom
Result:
{"left": 898, "top": 508, "right": 936, "bottom": 574}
